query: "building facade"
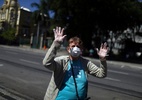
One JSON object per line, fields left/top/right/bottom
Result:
{"left": 0, "top": 0, "right": 32, "bottom": 37}
{"left": 0, "top": 0, "right": 52, "bottom": 49}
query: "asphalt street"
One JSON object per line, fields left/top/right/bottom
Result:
{"left": 4, "top": 45, "right": 142, "bottom": 70}
{"left": 0, "top": 45, "right": 142, "bottom": 100}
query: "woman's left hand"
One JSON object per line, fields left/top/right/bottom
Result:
{"left": 96, "top": 42, "right": 109, "bottom": 59}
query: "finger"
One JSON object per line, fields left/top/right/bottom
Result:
{"left": 53, "top": 28, "right": 56, "bottom": 33}
{"left": 100, "top": 43, "right": 103, "bottom": 49}
{"left": 53, "top": 29, "right": 56, "bottom": 37}
{"left": 95, "top": 48, "right": 99, "bottom": 53}
{"left": 56, "top": 26, "right": 58, "bottom": 34}
{"left": 106, "top": 47, "right": 110, "bottom": 53}
{"left": 103, "top": 42, "right": 107, "bottom": 49}
{"left": 54, "top": 31, "right": 57, "bottom": 38}
{"left": 61, "top": 35, "right": 67, "bottom": 40}
{"left": 61, "top": 28, "right": 64, "bottom": 35}
{"left": 59, "top": 27, "right": 61, "bottom": 34}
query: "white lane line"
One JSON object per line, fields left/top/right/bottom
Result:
{"left": 105, "top": 77, "right": 121, "bottom": 82}
{"left": 108, "top": 69, "right": 129, "bottom": 75}
{"left": 20, "top": 59, "right": 40, "bottom": 65}
{"left": 121, "top": 65, "right": 125, "bottom": 68}
{"left": 5, "top": 51, "right": 18, "bottom": 54}
{"left": 0, "top": 64, "right": 3, "bottom": 66}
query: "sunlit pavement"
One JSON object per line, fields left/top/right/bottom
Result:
{"left": 0, "top": 45, "right": 142, "bottom": 100}
{"left": 1, "top": 45, "right": 141, "bottom": 70}
{"left": 0, "top": 85, "right": 34, "bottom": 100}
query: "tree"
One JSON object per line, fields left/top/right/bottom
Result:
{"left": 48, "top": 0, "right": 142, "bottom": 51}
{"left": 31, "top": 0, "right": 50, "bottom": 48}
{"left": 0, "top": 28, "right": 16, "bottom": 45}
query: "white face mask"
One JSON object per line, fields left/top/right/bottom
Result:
{"left": 70, "top": 46, "right": 81, "bottom": 57}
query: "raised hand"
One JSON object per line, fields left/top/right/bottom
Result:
{"left": 96, "top": 42, "right": 109, "bottom": 59}
{"left": 53, "top": 26, "right": 66, "bottom": 42}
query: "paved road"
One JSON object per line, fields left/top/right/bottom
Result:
{"left": 0, "top": 45, "right": 142, "bottom": 100}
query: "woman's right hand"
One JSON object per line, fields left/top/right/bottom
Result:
{"left": 53, "top": 26, "right": 66, "bottom": 42}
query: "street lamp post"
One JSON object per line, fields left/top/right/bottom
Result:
{"left": 36, "top": 21, "right": 40, "bottom": 48}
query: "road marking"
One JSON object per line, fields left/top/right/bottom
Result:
{"left": 105, "top": 77, "right": 121, "bottom": 82}
{"left": 0, "top": 82, "right": 34, "bottom": 100}
{"left": 0, "top": 96, "right": 7, "bottom": 100}
{"left": 20, "top": 59, "right": 40, "bottom": 65}
{"left": 6, "top": 51, "right": 18, "bottom": 54}
{"left": 108, "top": 70, "right": 129, "bottom": 75}
{"left": 0, "top": 64, "right": 3, "bottom": 67}
{"left": 121, "top": 65, "right": 125, "bottom": 68}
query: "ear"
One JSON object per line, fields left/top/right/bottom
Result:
{"left": 67, "top": 46, "right": 70, "bottom": 53}
{"left": 80, "top": 48, "right": 83, "bottom": 55}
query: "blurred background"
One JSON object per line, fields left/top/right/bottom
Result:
{"left": 0, "top": 0, "right": 142, "bottom": 61}
{"left": 0, "top": 1, "right": 142, "bottom": 100}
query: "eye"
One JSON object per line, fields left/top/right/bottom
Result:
{"left": 76, "top": 45, "right": 80, "bottom": 48}
{"left": 71, "top": 45, "right": 75, "bottom": 47}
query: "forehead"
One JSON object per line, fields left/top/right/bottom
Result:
{"left": 69, "top": 42, "right": 79, "bottom": 46}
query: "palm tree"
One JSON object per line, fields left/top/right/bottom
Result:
{"left": 31, "top": 0, "right": 50, "bottom": 48}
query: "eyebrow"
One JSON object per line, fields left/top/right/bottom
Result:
{"left": 71, "top": 45, "right": 80, "bottom": 47}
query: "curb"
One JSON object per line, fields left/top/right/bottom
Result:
{"left": 0, "top": 45, "right": 142, "bottom": 70}
{"left": 85, "top": 57, "right": 142, "bottom": 70}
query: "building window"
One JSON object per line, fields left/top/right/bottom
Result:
{"left": 10, "top": 9, "right": 14, "bottom": 20}
{"left": 1, "top": 13, "right": 5, "bottom": 20}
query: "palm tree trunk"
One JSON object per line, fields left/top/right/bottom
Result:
{"left": 36, "top": 21, "right": 40, "bottom": 48}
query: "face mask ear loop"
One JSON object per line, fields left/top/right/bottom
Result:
{"left": 69, "top": 48, "right": 73, "bottom": 53}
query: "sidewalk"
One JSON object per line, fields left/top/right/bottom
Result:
{"left": 85, "top": 56, "right": 142, "bottom": 70}
{"left": 1, "top": 45, "right": 142, "bottom": 69}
